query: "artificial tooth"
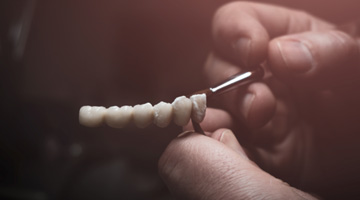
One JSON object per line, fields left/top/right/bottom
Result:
{"left": 172, "top": 96, "right": 192, "bottom": 126}
{"left": 153, "top": 101, "right": 173, "bottom": 128}
{"left": 133, "top": 103, "right": 154, "bottom": 128}
{"left": 105, "top": 106, "right": 133, "bottom": 128}
{"left": 190, "top": 94, "right": 207, "bottom": 123}
{"left": 79, "top": 106, "right": 107, "bottom": 127}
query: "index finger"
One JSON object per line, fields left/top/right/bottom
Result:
{"left": 212, "top": 2, "right": 334, "bottom": 67}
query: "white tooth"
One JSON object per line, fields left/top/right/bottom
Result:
{"left": 133, "top": 103, "right": 154, "bottom": 128}
{"left": 172, "top": 96, "right": 192, "bottom": 126}
{"left": 190, "top": 94, "right": 207, "bottom": 123}
{"left": 105, "top": 106, "right": 133, "bottom": 128}
{"left": 153, "top": 101, "right": 173, "bottom": 128}
{"left": 79, "top": 106, "right": 107, "bottom": 127}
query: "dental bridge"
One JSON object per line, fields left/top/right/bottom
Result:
{"left": 79, "top": 67, "right": 264, "bottom": 134}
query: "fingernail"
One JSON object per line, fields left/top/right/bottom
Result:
{"left": 177, "top": 130, "right": 193, "bottom": 138}
{"left": 219, "top": 130, "right": 248, "bottom": 158}
{"left": 240, "top": 93, "right": 254, "bottom": 121}
{"left": 233, "top": 38, "right": 251, "bottom": 66}
{"left": 219, "top": 129, "right": 233, "bottom": 143}
{"left": 277, "top": 40, "right": 314, "bottom": 73}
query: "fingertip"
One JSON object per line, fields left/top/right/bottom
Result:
{"left": 196, "top": 108, "right": 235, "bottom": 132}
{"left": 268, "top": 37, "right": 314, "bottom": 82}
{"left": 268, "top": 39, "right": 286, "bottom": 78}
{"left": 242, "top": 83, "right": 276, "bottom": 129}
{"left": 269, "top": 30, "right": 359, "bottom": 88}
{"left": 247, "top": 31, "right": 269, "bottom": 67}
{"left": 231, "top": 34, "right": 269, "bottom": 68}
{"left": 177, "top": 130, "right": 195, "bottom": 138}
{"left": 210, "top": 129, "right": 249, "bottom": 158}
{"left": 212, "top": 2, "right": 269, "bottom": 67}
{"left": 207, "top": 128, "right": 228, "bottom": 141}
{"left": 183, "top": 108, "right": 234, "bottom": 133}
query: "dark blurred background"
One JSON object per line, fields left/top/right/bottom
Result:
{"left": 0, "top": 0, "right": 359, "bottom": 199}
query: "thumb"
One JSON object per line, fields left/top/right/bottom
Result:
{"left": 158, "top": 130, "right": 316, "bottom": 200}
{"left": 268, "top": 30, "right": 360, "bottom": 90}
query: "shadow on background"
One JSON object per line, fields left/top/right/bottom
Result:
{"left": 1, "top": 0, "right": 359, "bottom": 199}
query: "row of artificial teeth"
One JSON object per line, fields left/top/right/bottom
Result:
{"left": 79, "top": 94, "right": 206, "bottom": 128}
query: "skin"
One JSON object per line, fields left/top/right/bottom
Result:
{"left": 158, "top": 2, "right": 360, "bottom": 199}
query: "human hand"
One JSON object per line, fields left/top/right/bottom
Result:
{"left": 159, "top": 2, "right": 360, "bottom": 199}
{"left": 159, "top": 129, "right": 317, "bottom": 199}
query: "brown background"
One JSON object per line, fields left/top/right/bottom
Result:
{"left": 1, "top": 0, "right": 359, "bottom": 199}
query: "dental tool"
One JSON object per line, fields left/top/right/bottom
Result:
{"left": 192, "top": 67, "right": 264, "bottom": 98}
{"left": 190, "top": 67, "right": 264, "bottom": 134}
